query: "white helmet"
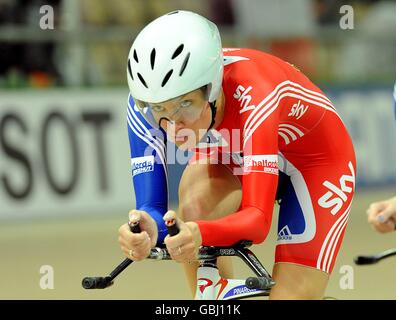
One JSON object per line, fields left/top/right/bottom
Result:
{"left": 127, "top": 10, "right": 223, "bottom": 104}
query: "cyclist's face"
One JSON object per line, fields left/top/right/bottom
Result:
{"left": 149, "top": 89, "right": 211, "bottom": 148}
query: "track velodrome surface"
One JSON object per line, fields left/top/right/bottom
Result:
{"left": 1, "top": 188, "right": 395, "bottom": 300}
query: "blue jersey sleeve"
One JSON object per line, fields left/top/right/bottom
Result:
{"left": 126, "top": 95, "right": 168, "bottom": 245}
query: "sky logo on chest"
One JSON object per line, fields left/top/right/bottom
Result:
{"left": 131, "top": 155, "right": 154, "bottom": 176}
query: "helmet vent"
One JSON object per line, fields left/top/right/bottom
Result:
{"left": 127, "top": 59, "right": 133, "bottom": 80}
{"left": 179, "top": 52, "right": 190, "bottom": 76}
{"left": 168, "top": 11, "right": 179, "bottom": 15}
{"left": 137, "top": 73, "right": 148, "bottom": 88}
{"left": 172, "top": 44, "right": 184, "bottom": 59}
{"left": 161, "top": 69, "right": 173, "bottom": 87}
{"left": 150, "top": 48, "right": 156, "bottom": 70}
{"left": 133, "top": 49, "right": 139, "bottom": 63}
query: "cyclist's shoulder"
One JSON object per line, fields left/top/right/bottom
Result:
{"left": 223, "top": 48, "right": 288, "bottom": 86}
{"left": 223, "top": 48, "right": 289, "bottom": 69}
{"left": 223, "top": 47, "right": 273, "bottom": 60}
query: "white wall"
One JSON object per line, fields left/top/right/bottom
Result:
{"left": 0, "top": 89, "right": 133, "bottom": 219}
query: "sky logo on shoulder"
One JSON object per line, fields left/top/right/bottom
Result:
{"left": 243, "top": 154, "right": 279, "bottom": 175}
{"left": 131, "top": 156, "right": 154, "bottom": 176}
{"left": 234, "top": 84, "right": 256, "bottom": 114}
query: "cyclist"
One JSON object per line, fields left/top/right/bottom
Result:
{"left": 118, "top": 11, "right": 356, "bottom": 299}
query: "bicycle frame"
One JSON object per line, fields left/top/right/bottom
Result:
{"left": 196, "top": 262, "right": 267, "bottom": 300}
{"left": 194, "top": 243, "right": 274, "bottom": 300}
{"left": 146, "top": 241, "right": 274, "bottom": 300}
{"left": 197, "top": 265, "right": 264, "bottom": 300}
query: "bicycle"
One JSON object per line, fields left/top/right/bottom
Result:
{"left": 82, "top": 219, "right": 275, "bottom": 300}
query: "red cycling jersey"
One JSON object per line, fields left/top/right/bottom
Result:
{"left": 192, "top": 49, "right": 355, "bottom": 274}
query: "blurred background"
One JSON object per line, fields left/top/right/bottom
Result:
{"left": 0, "top": 0, "right": 395, "bottom": 299}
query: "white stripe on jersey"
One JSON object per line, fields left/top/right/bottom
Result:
{"left": 243, "top": 80, "right": 334, "bottom": 134}
{"left": 243, "top": 88, "right": 339, "bottom": 147}
{"left": 316, "top": 201, "right": 352, "bottom": 272}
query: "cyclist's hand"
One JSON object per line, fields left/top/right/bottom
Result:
{"left": 163, "top": 210, "right": 202, "bottom": 263}
{"left": 118, "top": 209, "right": 158, "bottom": 261}
{"left": 367, "top": 196, "right": 396, "bottom": 233}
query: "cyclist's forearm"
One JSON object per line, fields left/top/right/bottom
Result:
{"left": 196, "top": 206, "right": 272, "bottom": 246}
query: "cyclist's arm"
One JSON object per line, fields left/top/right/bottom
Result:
{"left": 196, "top": 71, "right": 282, "bottom": 246}
{"left": 196, "top": 114, "right": 279, "bottom": 246}
{"left": 127, "top": 95, "right": 169, "bottom": 245}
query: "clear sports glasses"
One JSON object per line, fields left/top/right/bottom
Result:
{"left": 134, "top": 98, "right": 209, "bottom": 129}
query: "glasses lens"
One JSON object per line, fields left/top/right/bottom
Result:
{"left": 134, "top": 98, "right": 208, "bottom": 129}
{"left": 170, "top": 102, "right": 207, "bottom": 123}
{"left": 133, "top": 99, "right": 161, "bottom": 129}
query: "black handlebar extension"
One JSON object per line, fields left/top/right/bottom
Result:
{"left": 245, "top": 276, "right": 275, "bottom": 290}
{"left": 164, "top": 218, "right": 180, "bottom": 237}
{"left": 129, "top": 221, "right": 142, "bottom": 234}
{"left": 82, "top": 221, "right": 142, "bottom": 289}
{"left": 82, "top": 218, "right": 180, "bottom": 289}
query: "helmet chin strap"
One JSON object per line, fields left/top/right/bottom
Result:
{"left": 158, "top": 117, "right": 169, "bottom": 145}
{"left": 207, "top": 101, "right": 217, "bottom": 132}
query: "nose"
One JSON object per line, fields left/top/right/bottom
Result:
{"left": 174, "top": 122, "right": 185, "bottom": 132}
{"left": 167, "top": 110, "right": 185, "bottom": 127}
{"left": 168, "top": 108, "right": 183, "bottom": 122}
{"left": 161, "top": 118, "right": 185, "bottom": 133}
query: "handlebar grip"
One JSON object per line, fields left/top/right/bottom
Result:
{"left": 82, "top": 276, "right": 113, "bottom": 289}
{"left": 246, "top": 277, "right": 275, "bottom": 290}
{"left": 128, "top": 221, "right": 141, "bottom": 233}
{"left": 165, "top": 219, "right": 180, "bottom": 237}
{"left": 354, "top": 255, "right": 377, "bottom": 265}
